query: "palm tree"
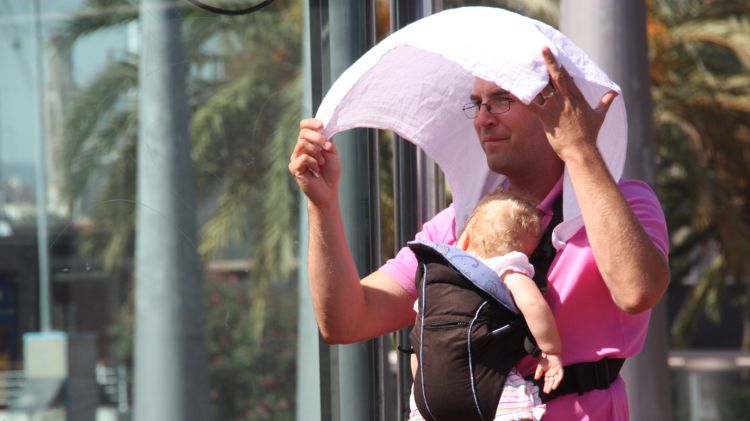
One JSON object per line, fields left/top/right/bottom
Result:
{"left": 648, "top": 0, "right": 750, "bottom": 348}
{"left": 56, "top": 0, "right": 302, "bottom": 417}
{"left": 59, "top": 0, "right": 301, "bottom": 340}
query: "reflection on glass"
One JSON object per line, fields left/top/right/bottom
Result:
{"left": 0, "top": 0, "right": 301, "bottom": 419}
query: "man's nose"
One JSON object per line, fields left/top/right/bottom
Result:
{"left": 474, "top": 103, "right": 496, "bottom": 126}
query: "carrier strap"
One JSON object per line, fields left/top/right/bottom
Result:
{"left": 528, "top": 194, "right": 563, "bottom": 291}
{"left": 407, "top": 240, "right": 518, "bottom": 313}
{"left": 528, "top": 357, "right": 625, "bottom": 403}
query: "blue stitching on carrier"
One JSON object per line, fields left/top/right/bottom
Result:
{"left": 418, "top": 263, "right": 436, "bottom": 420}
{"left": 468, "top": 301, "right": 489, "bottom": 420}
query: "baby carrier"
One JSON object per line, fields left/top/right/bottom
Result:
{"left": 407, "top": 196, "right": 625, "bottom": 421}
{"left": 408, "top": 240, "right": 537, "bottom": 421}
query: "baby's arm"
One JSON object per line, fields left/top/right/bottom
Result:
{"left": 504, "top": 272, "right": 561, "bottom": 354}
{"left": 503, "top": 272, "right": 563, "bottom": 393}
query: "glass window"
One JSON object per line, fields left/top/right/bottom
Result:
{"left": 0, "top": 1, "right": 301, "bottom": 419}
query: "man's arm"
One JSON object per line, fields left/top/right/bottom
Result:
{"left": 529, "top": 48, "right": 670, "bottom": 314}
{"left": 290, "top": 118, "right": 416, "bottom": 343}
{"left": 563, "top": 151, "right": 669, "bottom": 314}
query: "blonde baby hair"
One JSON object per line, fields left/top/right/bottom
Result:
{"left": 461, "top": 190, "right": 542, "bottom": 258}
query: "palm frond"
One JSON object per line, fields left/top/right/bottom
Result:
{"left": 198, "top": 181, "right": 255, "bottom": 260}
{"left": 257, "top": 76, "right": 302, "bottom": 278}
{"left": 56, "top": 0, "right": 139, "bottom": 50}
{"left": 246, "top": 74, "right": 302, "bottom": 340}
{"left": 671, "top": 18, "right": 750, "bottom": 69}
{"left": 78, "top": 130, "right": 137, "bottom": 272}
{"left": 62, "top": 58, "right": 138, "bottom": 203}
{"left": 671, "top": 253, "right": 725, "bottom": 347}
{"left": 190, "top": 75, "right": 277, "bottom": 191}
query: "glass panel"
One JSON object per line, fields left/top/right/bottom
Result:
{"left": 0, "top": 1, "right": 302, "bottom": 419}
{"left": 672, "top": 368, "right": 750, "bottom": 420}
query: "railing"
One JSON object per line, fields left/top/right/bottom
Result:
{"left": 95, "top": 364, "right": 130, "bottom": 413}
{"left": 0, "top": 371, "right": 24, "bottom": 408}
{"left": 0, "top": 364, "right": 129, "bottom": 412}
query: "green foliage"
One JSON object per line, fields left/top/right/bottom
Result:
{"left": 204, "top": 272, "right": 297, "bottom": 421}
{"left": 56, "top": 0, "right": 139, "bottom": 51}
{"left": 106, "top": 271, "right": 298, "bottom": 420}
{"left": 58, "top": 0, "right": 303, "bottom": 417}
{"left": 649, "top": 0, "right": 750, "bottom": 348}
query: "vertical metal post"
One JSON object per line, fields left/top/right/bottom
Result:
{"left": 328, "top": 2, "right": 379, "bottom": 419}
{"left": 390, "top": 1, "right": 442, "bottom": 419}
{"left": 295, "top": 1, "right": 325, "bottom": 420}
{"left": 560, "top": 1, "right": 671, "bottom": 420}
{"left": 31, "top": 0, "right": 51, "bottom": 333}
{"left": 306, "top": 0, "right": 379, "bottom": 419}
{"left": 133, "top": 0, "right": 210, "bottom": 420}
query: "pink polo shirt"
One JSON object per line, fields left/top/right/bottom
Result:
{"left": 380, "top": 179, "right": 669, "bottom": 421}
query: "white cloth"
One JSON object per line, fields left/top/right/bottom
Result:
{"left": 315, "top": 7, "right": 627, "bottom": 249}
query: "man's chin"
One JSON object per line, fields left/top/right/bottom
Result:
{"left": 485, "top": 159, "right": 509, "bottom": 175}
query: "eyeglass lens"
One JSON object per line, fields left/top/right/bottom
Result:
{"left": 462, "top": 98, "right": 512, "bottom": 119}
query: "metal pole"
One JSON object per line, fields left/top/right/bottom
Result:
{"left": 390, "top": 1, "right": 442, "bottom": 419}
{"left": 327, "top": 2, "right": 379, "bottom": 419}
{"left": 133, "top": 0, "right": 210, "bottom": 420}
{"left": 560, "top": 1, "right": 671, "bottom": 420}
{"left": 31, "top": 0, "right": 51, "bottom": 332}
{"left": 295, "top": 1, "right": 324, "bottom": 420}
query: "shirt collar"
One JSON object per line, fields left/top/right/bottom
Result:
{"left": 538, "top": 176, "right": 563, "bottom": 228}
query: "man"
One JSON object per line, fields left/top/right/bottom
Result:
{"left": 289, "top": 47, "right": 669, "bottom": 420}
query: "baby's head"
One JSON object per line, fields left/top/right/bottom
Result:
{"left": 458, "top": 190, "right": 542, "bottom": 258}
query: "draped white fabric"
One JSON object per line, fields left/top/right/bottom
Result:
{"left": 315, "top": 7, "right": 627, "bottom": 248}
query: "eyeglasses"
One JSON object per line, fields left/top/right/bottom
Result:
{"left": 461, "top": 98, "right": 516, "bottom": 119}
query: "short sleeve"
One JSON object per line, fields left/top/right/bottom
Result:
{"left": 483, "top": 251, "right": 535, "bottom": 280}
{"left": 619, "top": 179, "right": 669, "bottom": 258}
{"left": 380, "top": 204, "right": 458, "bottom": 299}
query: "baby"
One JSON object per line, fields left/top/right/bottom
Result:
{"left": 409, "top": 190, "right": 563, "bottom": 421}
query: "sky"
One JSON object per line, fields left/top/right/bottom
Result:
{"left": 0, "top": 0, "right": 129, "bottom": 176}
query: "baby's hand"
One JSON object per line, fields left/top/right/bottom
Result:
{"left": 534, "top": 352, "right": 564, "bottom": 394}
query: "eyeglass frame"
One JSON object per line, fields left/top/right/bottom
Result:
{"left": 461, "top": 97, "right": 516, "bottom": 119}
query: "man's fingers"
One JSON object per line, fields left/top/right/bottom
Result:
{"left": 299, "top": 117, "right": 323, "bottom": 131}
{"left": 542, "top": 46, "right": 560, "bottom": 72}
{"left": 542, "top": 47, "right": 565, "bottom": 91}
{"left": 289, "top": 154, "right": 322, "bottom": 179}
{"left": 542, "top": 46, "right": 581, "bottom": 100}
{"left": 299, "top": 127, "right": 327, "bottom": 145}
{"left": 596, "top": 90, "right": 619, "bottom": 117}
{"left": 299, "top": 128, "right": 334, "bottom": 152}
{"left": 293, "top": 138, "right": 326, "bottom": 165}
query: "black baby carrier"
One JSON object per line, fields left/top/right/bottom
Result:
{"left": 408, "top": 240, "right": 538, "bottom": 421}
{"left": 407, "top": 196, "right": 626, "bottom": 420}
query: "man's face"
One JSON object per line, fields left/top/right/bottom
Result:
{"left": 470, "top": 78, "right": 554, "bottom": 178}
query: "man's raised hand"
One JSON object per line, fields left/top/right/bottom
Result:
{"left": 288, "top": 118, "right": 341, "bottom": 206}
